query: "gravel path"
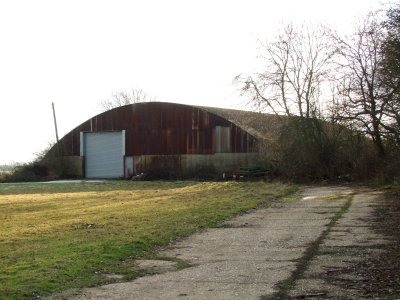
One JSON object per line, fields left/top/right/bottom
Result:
{"left": 68, "top": 185, "right": 388, "bottom": 299}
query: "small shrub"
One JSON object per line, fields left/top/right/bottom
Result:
{"left": 140, "top": 168, "right": 174, "bottom": 180}
{"left": 3, "top": 162, "right": 49, "bottom": 182}
{"left": 185, "top": 166, "right": 219, "bottom": 180}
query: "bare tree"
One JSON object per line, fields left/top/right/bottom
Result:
{"left": 235, "top": 24, "right": 355, "bottom": 180}
{"left": 99, "top": 89, "right": 156, "bottom": 112}
{"left": 379, "top": 5, "right": 400, "bottom": 146}
{"left": 333, "top": 13, "right": 388, "bottom": 156}
{"left": 236, "top": 23, "right": 337, "bottom": 119}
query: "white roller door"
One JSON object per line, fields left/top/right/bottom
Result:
{"left": 82, "top": 131, "right": 125, "bottom": 178}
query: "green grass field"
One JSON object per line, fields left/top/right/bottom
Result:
{"left": 0, "top": 180, "right": 296, "bottom": 299}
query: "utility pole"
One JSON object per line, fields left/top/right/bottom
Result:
{"left": 51, "top": 102, "right": 64, "bottom": 177}
{"left": 52, "top": 102, "right": 59, "bottom": 143}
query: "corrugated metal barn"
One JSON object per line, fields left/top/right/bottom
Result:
{"left": 45, "top": 102, "right": 275, "bottom": 178}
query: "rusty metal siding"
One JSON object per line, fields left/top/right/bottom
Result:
{"left": 231, "top": 127, "right": 258, "bottom": 153}
{"left": 53, "top": 102, "right": 260, "bottom": 158}
{"left": 215, "top": 126, "right": 231, "bottom": 153}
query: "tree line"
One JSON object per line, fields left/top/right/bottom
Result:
{"left": 236, "top": 4, "right": 400, "bottom": 181}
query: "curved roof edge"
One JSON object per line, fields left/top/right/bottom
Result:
{"left": 64, "top": 101, "right": 284, "bottom": 142}
{"left": 196, "top": 105, "right": 284, "bottom": 141}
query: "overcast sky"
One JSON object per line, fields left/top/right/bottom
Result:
{"left": 0, "top": 0, "right": 386, "bottom": 164}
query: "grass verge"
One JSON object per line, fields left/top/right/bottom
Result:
{"left": 0, "top": 180, "right": 296, "bottom": 299}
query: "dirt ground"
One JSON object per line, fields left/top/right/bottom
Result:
{"left": 55, "top": 185, "right": 399, "bottom": 299}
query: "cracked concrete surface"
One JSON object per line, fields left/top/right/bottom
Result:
{"left": 69, "top": 186, "right": 386, "bottom": 300}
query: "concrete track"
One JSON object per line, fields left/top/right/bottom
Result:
{"left": 71, "top": 186, "right": 387, "bottom": 299}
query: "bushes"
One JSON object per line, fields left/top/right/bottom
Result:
{"left": 265, "top": 117, "right": 386, "bottom": 182}
{"left": 0, "top": 162, "right": 50, "bottom": 183}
